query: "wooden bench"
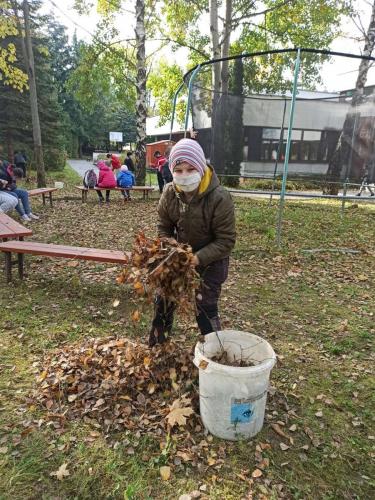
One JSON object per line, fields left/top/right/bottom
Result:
{"left": 28, "top": 187, "right": 58, "bottom": 207}
{"left": 75, "top": 185, "right": 154, "bottom": 203}
{"left": 0, "top": 213, "right": 33, "bottom": 241}
{"left": 0, "top": 240, "right": 129, "bottom": 282}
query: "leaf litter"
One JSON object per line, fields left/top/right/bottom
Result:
{"left": 117, "top": 232, "right": 200, "bottom": 312}
{"left": 30, "top": 336, "right": 199, "bottom": 436}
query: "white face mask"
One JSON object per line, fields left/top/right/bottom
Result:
{"left": 173, "top": 172, "right": 201, "bottom": 192}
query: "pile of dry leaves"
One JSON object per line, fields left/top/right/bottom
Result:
{"left": 117, "top": 232, "right": 200, "bottom": 312}
{"left": 32, "top": 336, "right": 199, "bottom": 434}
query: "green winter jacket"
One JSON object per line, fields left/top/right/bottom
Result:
{"left": 157, "top": 166, "right": 236, "bottom": 267}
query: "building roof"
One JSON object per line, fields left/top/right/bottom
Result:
{"left": 146, "top": 115, "right": 192, "bottom": 136}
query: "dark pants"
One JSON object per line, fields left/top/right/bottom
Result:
{"left": 149, "top": 257, "right": 229, "bottom": 346}
{"left": 157, "top": 170, "right": 164, "bottom": 193}
{"left": 97, "top": 190, "right": 110, "bottom": 202}
{"left": 121, "top": 188, "right": 131, "bottom": 200}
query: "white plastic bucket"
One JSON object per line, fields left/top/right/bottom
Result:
{"left": 193, "top": 330, "right": 276, "bottom": 440}
{"left": 54, "top": 181, "right": 64, "bottom": 189}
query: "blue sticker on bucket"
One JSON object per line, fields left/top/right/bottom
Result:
{"left": 231, "top": 399, "right": 254, "bottom": 424}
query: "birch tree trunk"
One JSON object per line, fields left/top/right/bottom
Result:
{"left": 220, "top": 0, "right": 232, "bottom": 94}
{"left": 135, "top": 0, "right": 147, "bottom": 185}
{"left": 23, "top": 0, "right": 45, "bottom": 187}
{"left": 325, "top": 1, "right": 375, "bottom": 194}
{"left": 210, "top": 0, "right": 221, "bottom": 93}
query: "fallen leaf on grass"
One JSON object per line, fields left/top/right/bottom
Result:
{"left": 304, "top": 427, "right": 321, "bottom": 447}
{"left": 112, "top": 299, "right": 120, "bottom": 308}
{"left": 357, "top": 274, "right": 368, "bottom": 281}
{"left": 50, "top": 463, "right": 70, "bottom": 481}
{"left": 280, "top": 443, "right": 290, "bottom": 451}
{"left": 337, "top": 319, "right": 348, "bottom": 333}
{"left": 252, "top": 468, "right": 263, "bottom": 478}
{"left": 289, "top": 424, "right": 297, "bottom": 432}
{"left": 131, "top": 310, "right": 140, "bottom": 322}
{"left": 167, "top": 400, "right": 194, "bottom": 427}
{"left": 160, "top": 465, "right": 171, "bottom": 480}
{"left": 271, "top": 423, "right": 289, "bottom": 439}
{"left": 0, "top": 447, "right": 8, "bottom": 454}
{"left": 315, "top": 410, "right": 323, "bottom": 418}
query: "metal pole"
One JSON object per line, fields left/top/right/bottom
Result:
{"left": 269, "top": 98, "right": 287, "bottom": 206}
{"left": 276, "top": 49, "right": 301, "bottom": 247}
{"left": 169, "top": 82, "right": 184, "bottom": 142}
{"left": 184, "top": 65, "right": 201, "bottom": 137}
{"left": 341, "top": 177, "right": 348, "bottom": 216}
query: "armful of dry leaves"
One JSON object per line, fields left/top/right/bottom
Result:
{"left": 117, "top": 232, "right": 200, "bottom": 313}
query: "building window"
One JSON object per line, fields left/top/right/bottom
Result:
{"left": 257, "top": 128, "right": 323, "bottom": 162}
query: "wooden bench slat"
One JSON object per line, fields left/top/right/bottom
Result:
{"left": 75, "top": 186, "right": 154, "bottom": 191}
{"left": 0, "top": 213, "right": 33, "bottom": 239}
{"left": 28, "top": 188, "right": 58, "bottom": 195}
{"left": 0, "top": 240, "right": 128, "bottom": 263}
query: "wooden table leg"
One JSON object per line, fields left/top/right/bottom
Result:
{"left": 4, "top": 252, "right": 12, "bottom": 282}
{"left": 18, "top": 253, "right": 24, "bottom": 279}
{"left": 49, "top": 192, "right": 53, "bottom": 207}
{"left": 42, "top": 193, "right": 46, "bottom": 206}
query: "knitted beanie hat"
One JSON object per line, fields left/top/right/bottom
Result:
{"left": 120, "top": 165, "right": 128, "bottom": 171}
{"left": 169, "top": 139, "right": 207, "bottom": 177}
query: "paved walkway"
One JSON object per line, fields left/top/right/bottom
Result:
{"left": 67, "top": 160, "right": 372, "bottom": 201}
{"left": 68, "top": 159, "right": 98, "bottom": 178}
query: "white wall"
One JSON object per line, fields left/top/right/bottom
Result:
{"left": 242, "top": 97, "right": 349, "bottom": 131}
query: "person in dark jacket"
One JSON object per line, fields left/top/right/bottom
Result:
{"left": 356, "top": 166, "right": 374, "bottom": 196}
{"left": 154, "top": 151, "right": 166, "bottom": 194}
{"left": 14, "top": 151, "right": 27, "bottom": 178}
{"left": 0, "top": 164, "right": 39, "bottom": 221}
{"left": 160, "top": 145, "right": 173, "bottom": 186}
{"left": 149, "top": 138, "right": 236, "bottom": 346}
{"left": 124, "top": 152, "right": 135, "bottom": 172}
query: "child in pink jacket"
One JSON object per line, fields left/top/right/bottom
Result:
{"left": 96, "top": 160, "right": 117, "bottom": 203}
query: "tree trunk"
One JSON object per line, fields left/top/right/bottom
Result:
{"left": 209, "top": 0, "right": 221, "bottom": 94}
{"left": 324, "top": 1, "right": 375, "bottom": 194}
{"left": 220, "top": 0, "right": 232, "bottom": 94}
{"left": 135, "top": 0, "right": 147, "bottom": 185}
{"left": 21, "top": 0, "right": 46, "bottom": 187}
{"left": 209, "top": 0, "right": 224, "bottom": 171}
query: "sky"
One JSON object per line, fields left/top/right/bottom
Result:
{"left": 41, "top": 0, "right": 375, "bottom": 93}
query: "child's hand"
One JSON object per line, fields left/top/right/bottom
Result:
{"left": 191, "top": 254, "right": 199, "bottom": 266}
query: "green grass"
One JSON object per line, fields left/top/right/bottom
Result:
{"left": 0, "top": 169, "right": 374, "bottom": 498}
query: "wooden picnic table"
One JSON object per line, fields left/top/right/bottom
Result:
{"left": 28, "top": 187, "right": 58, "bottom": 207}
{"left": 0, "top": 213, "right": 33, "bottom": 241}
{"left": 0, "top": 213, "right": 33, "bottom": 280}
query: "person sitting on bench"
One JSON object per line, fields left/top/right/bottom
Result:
{"left": 0, "top": 163, "right": 39, "bottom": 221}
{"left": 117, "top": 165, "right": 135, "bottom": 201}
{"left": 96, "top": 160, "right": 117, "bottom": 204}
{"left": 0, "top": 187, "right": 18, "bottom": 213}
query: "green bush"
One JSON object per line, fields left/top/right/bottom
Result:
{"left": 45, "top": 148, "right": 67, "bottom": 171}
{"left": 240, "top": 178, "right": 322, "bottom": 191}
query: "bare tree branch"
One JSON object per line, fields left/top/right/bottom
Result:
{"left": 230, "top": 0, "right": 294, "bottom": 26}
{"left": 151, "top": 37, "right": 209, "bottom": 58}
